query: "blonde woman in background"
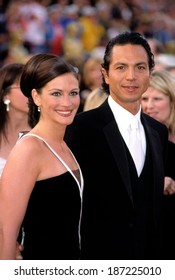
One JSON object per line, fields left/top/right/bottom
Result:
{"left": 141, "top": 70, "right": 175, "bottom": 259}
{"left": 79, "top": 57, "right": 103, "bottom": 111}
{"left": 83, "top": 87, "right": 108, "bottom": 111}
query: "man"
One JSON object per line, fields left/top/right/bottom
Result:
{"left": 65, "top": 32, "right": 168, "bottom": 260}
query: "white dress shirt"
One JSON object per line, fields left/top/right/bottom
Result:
{"left": 108, "top": 96, "right": 146, "bottom": 175}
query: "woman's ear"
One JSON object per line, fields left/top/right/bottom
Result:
{"left": 31, "top": 89, "right": 41, "bottom": 107}
{"left": 3, "top": 94, "right": 10, "bottom": 102}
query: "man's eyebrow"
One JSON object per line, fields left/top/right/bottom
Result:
{"left": 113, "top": 62, "right": 148, "bottom": 66}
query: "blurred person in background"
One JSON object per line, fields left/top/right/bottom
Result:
{"left": 141, "top": 69, "right": 175, "bottom": 259}
{"left": 6, "top": 0, "right": 49, "bottom": 55}
{"left": 83, "top": 87, "right": 107, "bottom": 111}
{"left": 0, "top": 63, "right": 30, "bottom": 176}
{"left": 79, "top": 56, "right": 102, "bottom": 111}
{"left": 79, "top": 5, "right": 105, "bottom": 56}
{"left": 45, "top": 5, "right": 64, "bottom": 55}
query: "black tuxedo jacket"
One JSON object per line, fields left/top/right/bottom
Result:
{"left": 65, "top": 99, "right": 168, "bottom": 260}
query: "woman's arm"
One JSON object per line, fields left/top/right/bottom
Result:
{"left": 0, "top": 139, "right": 39, "bottom": 259}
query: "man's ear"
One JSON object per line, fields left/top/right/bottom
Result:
{"left": 149, "top": 69, "right": 154, "bottom": 77}
{"left": 31, "top": 89, "right": 41, "bottom": 107}
{"left": 101, "top": 68, "right": 109, "bottom": 84}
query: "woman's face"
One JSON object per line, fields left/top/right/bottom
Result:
{"left": 141, "top": 86, "right": 171, "bottom": 125}
{"left": 35, "top": 72, "right": 80, "bottom": 127}
{"left": 89, "top": 64, "right": 102, "bottom": 89}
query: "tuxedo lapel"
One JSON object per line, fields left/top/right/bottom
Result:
{"left": 99, "top": 101, "right": 134, "bottom": 204}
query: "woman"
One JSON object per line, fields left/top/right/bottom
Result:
{"left": 141, "top": 69, "right": 175, "bottom": 259}
{"left": 0, "top": 54, "right": 83, "bottom": 260}
{"left": 0, "top": 63, "right": 31, "bottom": 176}
{"left": 79, "top": 57, "right": 102, "bottom": 111}
{"left": 83, "top": 87, "right": 108, "bottom": 111}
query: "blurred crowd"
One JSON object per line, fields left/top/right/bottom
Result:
{"left": 1, "top": 0, "right": 175, "bottom": 110}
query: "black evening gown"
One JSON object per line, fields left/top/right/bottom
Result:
{"left": 22, "top": 172, "right": 81, "bottom": 260}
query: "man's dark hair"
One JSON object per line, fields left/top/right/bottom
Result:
{"left": 101, "top": 31, "right": 155, "bottom": 94}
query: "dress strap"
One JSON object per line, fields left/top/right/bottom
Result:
{"left": 20, "top": 133, "right": 83, "bottom": 196}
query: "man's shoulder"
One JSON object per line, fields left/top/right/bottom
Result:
{"left": 65, "top": 107, "right": 102, "bottom": 144}
{"left": 75, "top": 100, "right": 110, "bottom": 123}
{"left": 75, "top": 108, "right": 99, "bottom": 121}
{"left": 142, "top": 112, "right": 166, "bottom": 129}
{"left": 142, "top": 112, "right": 168, "bottom": 138}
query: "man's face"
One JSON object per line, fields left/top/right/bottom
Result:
{"left": 102, "top": 44, "right": 151, "bottom": 113}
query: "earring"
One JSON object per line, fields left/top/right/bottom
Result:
{"left": 4, "top": 99, "right": 11, "bottom": 112}
{"left": 38, "top": 106, "right": 40, "bottom": 112}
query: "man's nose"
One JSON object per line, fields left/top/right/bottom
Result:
{"left": 126, "top": 68, "right": 135, "bottom": 80}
